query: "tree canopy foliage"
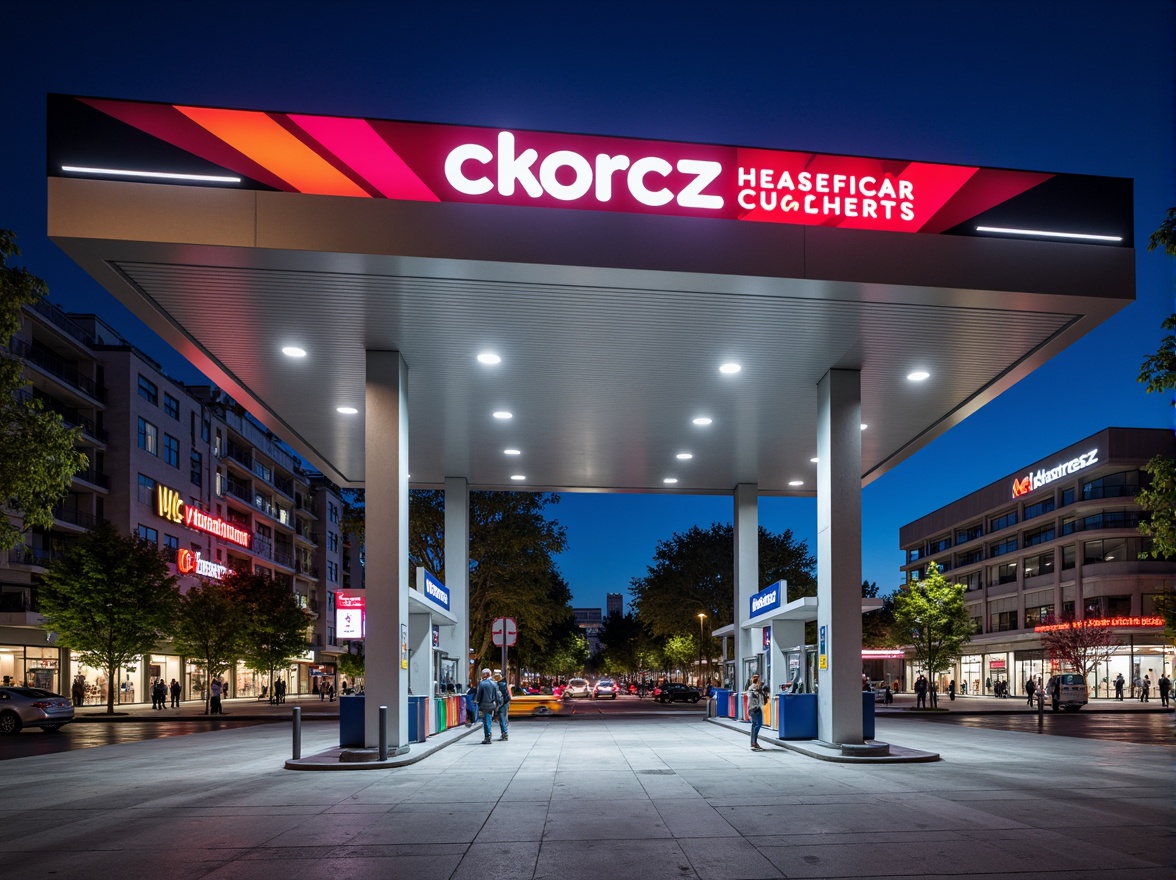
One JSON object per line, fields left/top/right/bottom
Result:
{"left": 861, "top": 580, "right": 898, "bottom": 649}
{"left": 1038, "top": 613, "right": 1119, "bottom": 686}
{"left": 891, "top": 562, "right": 972, "bottom": 680}
{"left": 0, "top": 229, "right": 89, "bottom": 550}
{"left": 226, "top": 569, "right": 312, "bottom": 691}
{"left": 170, "top": 578, "right": 247, "bottom": 712}
{"left": 629, "top": 522, "right": 817, "bottom": 639}
{"left": 38, "top": 522, "right": 178, "bottom": 713}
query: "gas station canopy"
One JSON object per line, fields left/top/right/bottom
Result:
{"left": 46, "top": 95, "right": 1134, "bottom": 493}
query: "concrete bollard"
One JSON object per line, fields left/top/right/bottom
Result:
{"left": 379, "top": 706, "right": 388, "bottom": 760}
{"left": 292, "top": 706, "right": 301, "bottom": 760}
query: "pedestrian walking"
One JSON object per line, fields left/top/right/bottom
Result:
{"left": 1140, "top": 674, "right": 1150, "bottom": 702}
{"left": 209, "top": 678, "right": 223, "bottom": 715}
{"left": 1025, "top": 676, "right": 1036, "bottom": 706}
{"left": 71, "top": 674, "right": 86, "bottom": 707}
{"left": 1114, "top": 673, "right": 1124, "bottom": 700}
{"left": 914, "top": 673, "right": 927, "bottom": 708}
{"left": 746, "top": 673, "right": 767, "bottom": 750}
{"left": 152, "top": 678, "right": 167, "bottom": 710}
{"left": 169, "top": 678, "right": 181, "bottom": 708}
{"left": 948, "top": 679, "right": 956, "bottom": 702}
{"left": 493, "top": 670, "right": 511, "bottom": 741}
{"left": 475, "top": 668, "right": 501, "bottom": 744}
{"left": 1158, "top": 674, "right": 1171, "bottom": 707}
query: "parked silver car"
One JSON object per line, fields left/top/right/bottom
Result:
{"left": 0, "top": 686, "right": 75, "bottom": 735}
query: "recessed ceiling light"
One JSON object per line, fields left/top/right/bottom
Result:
{"left": 281, "top": 346, "right": 307, "bottom": 358}
{"left": 861, "top": 424, "right": 868, "bottom": 430}
{"left": 477, "top": 352, "right": 501, "bottom": 365}
{"left": 692, "top": 417, "right": 712, "bottom": 426}
{"left": 493, "top": 411, "right": 513, "bottom": 420}
{"left": 788, "top": 480, "right": 804, "bottom": 487}
{"left": 336, "top": 406, "right": 358, "bottom": 415}
{"left": 510, "top": 474, "right": 526, "bottom": 481}
{"left": 810, "top": 457, "right": 819, "bottom": 463}
{"left": 676, "top": 453, "right": 693, "bottom": 460}
{"left": 663, "top": 478, "right": 679, "bottom": 484}
{"left": 504, "top": 449, "right": 521, "bottom": 456}
{"left": 719, "top": 362, "right": 742, "bottom": 374}
{"left": 907, "top": 370, "right": 930, "bottom": 382}
{"left": 976, "top": 225, "right": 1123, "bottom": 243}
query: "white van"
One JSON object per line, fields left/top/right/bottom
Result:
{"left": 1044, "top": 673, "right": 1088, "bottom": 711}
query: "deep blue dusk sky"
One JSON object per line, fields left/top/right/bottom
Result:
{"left": 3, "top": 2, "right": 1173, "bottom": 611}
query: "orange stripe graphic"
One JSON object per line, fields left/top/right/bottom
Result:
{"left": 176, "top": 106, "right": 369, "bottom": 197}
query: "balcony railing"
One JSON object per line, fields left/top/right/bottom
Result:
{"left": 53, "top": 506, "right": 103, "bottom": 529}
{"left": 225, "top": 440, "right": 253, "bottom": 470}
{"left": 273, "top": 550, "right": 294, "bottom": 569}
{"left": 8, "top": 546, "right": 66, "bottom": 567}
{"left": 295, "top": 560, "right": 320, "bottom": 578}
{"left": 16, "top": 388, "right": 108, "bottom": 443}
{"left": 74, "top": 467, "right": 111, "bottom": 489}
{"left": 31, "top": 299, "right": 97, "bottom": 348}
{"left": 0, "top": 586, "right": 38, "bottom": 613}
{"left": 9, "top": 337, "right": 107, "bottom": 401}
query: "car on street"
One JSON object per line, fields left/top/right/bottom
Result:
{"left": 592, "top": 678, "right": 619, "bottom": 699}
{"left": 0, "top": 686, "right": 75, "bottom": 735}
{"left": 508, "top": 685, "right": 563, "bottom": 717}
{"left": 563, "top": 677, "right": 591, "bottom": 699}
{"left": 653, "top": 682, "right": 701, "bottom": 703}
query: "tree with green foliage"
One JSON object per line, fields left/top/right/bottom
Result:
{"left": 0, "top": 229, "right": 89, "bottom": 550}
{"left": 1038, "top": 613, "right": 1118, "bottom": 689}
{"left": 861, "top": 580, "right": 898, "bottom": 649}
{"left": 545, "top": 631, "right": 590, "bottom": 680}
{"left": 629, "top": 522, "right": 817, "bottom": 640}
{"left": 337, "top": 641, "right": 365, "bottom": 684}
{"left": 38, "top": 522, "right": 178, "bottom": 713}
{"left": 170, "top": 578, "right": 247, "bottom": 713}
{"left": 660, "top": 633, "right": 697, "bottom": 677}
{"left": 1136, "top": 208, "right": 1176, "bottom": 561}
{"left": 226, "top": 570, "right": 311, "bottom": 699}
{"left": 597, "top": 610, "right": 654, "bottom": 674}
{"left": 892, "top": 562, "right": 972, "bottom": 707}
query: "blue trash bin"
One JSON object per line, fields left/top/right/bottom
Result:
{"left": 862, "top": 690, "right": 876, "bottom": 740}
{"left": 776, "top": 693, "right": 817, "bottom": 739}
{"left": 713, "top": 688, "right": 731, "bottom": 717}
{"left": 408, "top": 695, "right": 428, "bottom": 743}
{"left": 339, "top": 694, "right": 365, "bottom": 747}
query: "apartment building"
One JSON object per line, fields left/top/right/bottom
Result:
{"left": 899, "top": 427, "right": 1176, "bottom": 699}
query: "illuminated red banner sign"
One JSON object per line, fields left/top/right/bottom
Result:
{"left": 1034, "top": 616, "right": 1163, "bottom": 633}
{"left": 176, "top": 548, "right": 227, "bottom": 580}
{"left": 156, "top": 484, "right": 251, "bottom": 548}
{"left": 51, "top": 95, "right": 1109, "bottom": 239}
{"left": 336, "top": 589, "right": 365, "bottom": 640}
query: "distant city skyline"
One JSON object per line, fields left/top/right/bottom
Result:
{"left": 4, "top": 3, "right": 1172, "bottom": 613}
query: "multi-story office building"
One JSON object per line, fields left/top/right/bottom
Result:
{"left": 899, "top": 427, "right": 1175, "bottom": 699}
{"left": 606, "top": 592, "right": 623, "bottom": 617}
{"left": 0, "top": 299, "right": 341, "bottom": 703}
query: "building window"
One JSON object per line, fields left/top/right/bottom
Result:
{"left": 908, "top": 547, "right": 923, "bottom": 562}
{"left": 957, "top": 547, "right": 984, "bottom": 566}
{"left": 989, "top": 537, "right": 1018, "bottom": 558}
{"left": 1023, "top": 498, "right": 1055, "bottom": 520}
{"left": 163, "top": 534, "right": 179, "bottom": 562}
{"left": 1022, "top": 552, "right": 1054, "bottom": 579}
{"left": 1082, "top": 510, "right": 1141, "bottom": 531}
{"left": 163, "top": 392, "right": 179, "bottom": 420}
{"left": 1061, "top": 516, "right": 1077, "bottom": 536}
{"left": 1083, "top": 538, "right": 1127, "bottom": 565}
{"left": 137, "top": 473, "right": 155, "bottom": 504}
{"left": 137, "top": 524, "right": 158, "bottom": 546}
{"left": 328, "top": 531, "right": 338, "bottom": 553}
{"left": 326, "top": 560, "right": 339, "bottom": 583}
{"left": 1086, "top": 595, "right": 1132, "bottom": 618}
{"left": 1061, "top": 486, "right": 1075, "bottom": 506}
{"left": 1024, "top": 604, "right": 1054, "bottom": 627}
{"left": 958, "top": 571, "right": 982, "bottom": 592}
{"left": 990, "top": 561, "right": 1018, "bottom": 585}
{"left": 190, "top": 451, "right": 202, "bottom": 486}
{"left": 328, "top": 501, "right": 340, "bottom": 524}
{"left": 928, "top": 536, "right": 951, "bottom": 554}
{"left": 163, "top": 434, "right": 180, "bottom": 467}
{"left": 137, "top": 375, "right": 158, "bottom": 405}
{"left": 138, "top": 418, "right": 158, "bottom": 455}
{"left": 1083, "top": 470, "right": 1142, "bottom": 501}
{"left": 989, "top": 610, "right": 1018, "bottom": 632}
{"left": 1024, "top": 525, "right": 1055, "bottom": 547}
{"left": 1061, "top": 545, "right": 1076, "bottom": 570}
{"left": 990, "top": 511, "right": 1017, "bottom": 532}
{"left": 955, "top": 524, "right": 983, "bottom": 545}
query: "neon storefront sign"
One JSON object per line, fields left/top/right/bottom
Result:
{"left": 176, "top": 548, "right": 227, "bottom": 580}
{"left": 1011, "top": 448, "right": 1098, "bottom": 498}
{"left": 336, "top": 589, "right": 365, "bottom": 639}
{"left": 57, "top": 96, "right": 1077, "bottom": 237}
{"left": 1034, "top": 616, "right": 1163, "bottom": 633}
{"left": 156, "top": 484, "right": 251, "bottom": 548}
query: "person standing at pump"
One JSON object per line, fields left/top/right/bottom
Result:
{"left": 746, "top": 674, "right": 767, "bottom": 751}
{"left": 475, "top": 668, "right": 501, "bottom": 744}
{"left": 493, "top": 670, "right": 510, "bottom": 741}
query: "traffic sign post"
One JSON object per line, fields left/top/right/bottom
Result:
{"left": 491, "top": 617, "right": 518, "bottom": 682}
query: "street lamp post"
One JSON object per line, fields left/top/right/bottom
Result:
{"left": 697, "top": 613, "right": 706, "bottom": 688}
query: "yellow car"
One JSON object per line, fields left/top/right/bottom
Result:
{"left": 507, "top": 685, "right": 563, "bottom": 717}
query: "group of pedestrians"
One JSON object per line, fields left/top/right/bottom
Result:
{"left": 149, "top": 678, "right": 182, "bottom": 709}
{"left": 469, "top": 668, "right": 511, "bottom": 744}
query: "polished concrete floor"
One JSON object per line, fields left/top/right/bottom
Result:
{"left": 1, "top": 713, "right": 1171, "bottom": 879}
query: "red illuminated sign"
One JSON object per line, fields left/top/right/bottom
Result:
{"left": 56, "top": 96, "right": 1068, "bottom": 237}
{"left": 156, "top": 484, "right": 250, "bottom": 548}
{"left": 1034, "top": 616, "right": 1163, "bottom": 633}
{"left": 1011, "top": 448, "right": 1099, "bottom": 499}
{"left": 176, "top": 548, "right": 228, "bottom": 580}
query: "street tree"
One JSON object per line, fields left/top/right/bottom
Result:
{"left": 337, "top": 642, "right": 364, "bottom": 685}
{"left": 660, "top": 633, "right": 696, "bottom": 677}
{"left": 1137, "top": 208, "right": 1176, "bottom": 559}
{"left": 227, "top": 570, "right": 312, "bottom": 698}
{"left": 170, "top": 578, "right": 247, "bottom": 713}
{"left": 0, "top": 229, "right": 89, "bottom": 550}
{"left": 630, "top": 523, "right": 817, "bottom": 639}
{"left": 1037, "top": 613, "right": 1118, "bottom": 689}
{"left": 545, "top": 631, "right": 590, "bottom": 680}
{"left": 892, "top": 562, "right": 972, "bottom": 707}
{"left": 38, "top": 522, "right": 178, "bottom": 713}
{"left": 597, "top": 610, "right": 653, "bottom": 674}
{"left": 861, "top": 580, "right": 898, "bottom": 649}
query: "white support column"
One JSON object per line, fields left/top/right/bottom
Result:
{"left": 443, "top": 477, "right": 470, "bottom": 689}
{"left": 733, "top": 483, "right": 759, "bottom": 707}
{"left": 816, "top": 369, "right": 863, "bottom": 745}
{"left": 364, "top": 351, "right": 410, "bottom": 753}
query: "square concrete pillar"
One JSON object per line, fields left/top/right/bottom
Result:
{"left": 443, "top": 476, "right": 470, "bottom": 689}
{"left": 733, "top": 483, "right": 759, "bottom": 697}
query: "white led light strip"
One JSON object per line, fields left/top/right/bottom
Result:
{"left": 976, "top": 225, "right": 1122, "bottom": 243}
{"left": 62, "top": 165, "right": 241, "bottom": 184}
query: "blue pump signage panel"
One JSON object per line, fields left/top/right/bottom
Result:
{"left": 421, "top": 570, "right": 450, "bottom": 612}
{"left": 749, "top": 582, "right": 782, "bottom": 620}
